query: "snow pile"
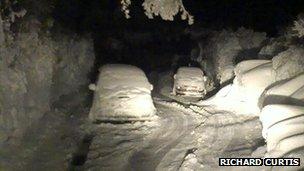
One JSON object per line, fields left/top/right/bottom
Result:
{"left": 234, "top": 60, "right": 275, "bottom": 108}
{"left": 260, "top": 104, "right": 304, "bottom": 159}
{"left": 200, "top": 43, "right": 304, "bottom": 115}
{"left": 199, "top": 60, "right": 276, "bottom": 115}
{"left": 258, "top": 70, "right": 304, "bottom": 166}
{"left": 89, "top": 64, "right": 156, "bottom": 121}
{"left": 234, "top": 60, "right": 271, "bottom": 78}
{"left": 259, "top": 73, "right": 304, "bottom": 108}
{"left": 272, "top": 45, "right": 304, "bottom": 82}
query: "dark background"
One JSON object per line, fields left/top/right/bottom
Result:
{"left": 32, "top": 0, "right": 304, "bottom": 73}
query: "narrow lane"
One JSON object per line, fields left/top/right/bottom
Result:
{"left": 84, "top": 102, "right": 264, "bottom": 171}
{"left": 84, "top": 103, "right": 200, "bottom": 171}
{"left": 127, "top": 104, "right": 198, "bottom": 171}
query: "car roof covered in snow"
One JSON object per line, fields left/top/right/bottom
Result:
{"left": 98, "top": 64, "right": 151, "bottom": 91}
{"left": 176, "top": 67, "right": 204, "bottom": 78}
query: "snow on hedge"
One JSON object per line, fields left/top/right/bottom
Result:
{"left": 258, "top": 37, "right": 288, "bottom": 59}
{"left": 272, "top": 46, "right": 304, "bottom": 82}
{"left": 194, "top": 28, "right": 267, "bottom": 85}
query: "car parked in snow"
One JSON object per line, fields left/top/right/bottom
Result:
{"left": 89, "top": 64, "right": 157, "bottom": 122}
{"left": 173, "top": 67, "right": 207, "bottom": 97}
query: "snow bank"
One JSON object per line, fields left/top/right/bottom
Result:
{"left": 233, "top": 60, "right": 275, "bottom": 114}
{"left": 89, "top": 64, "right": 156, "bottom": 121}
{"left": 201, "top": 44, "right": 304, "bottom": 116}
{"left": 259, "top": 73, "right": 304, "bottom": 108}
{"left": 198, "top": 84, "right": 258, "bottom": 115}
{"left": 199, "top": 60, "right": 275, "bottom": 115}
{"left": 234, "top": 61, "right": 274, "bottom": 92}
{"left": 260, "top": 104, "right": 304, "bottom": 158}
{"left": 234, "top": 60, "right": 271, "bottom": 80}
{"left": 259, "top": 69, "right": 304, "bottom": 161}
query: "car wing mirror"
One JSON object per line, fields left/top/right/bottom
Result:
{"left": 203, "top": 76, "right": 208, "bottom": 82}
{"left": 89, "top": 84, "right": 97, "bottom": 91}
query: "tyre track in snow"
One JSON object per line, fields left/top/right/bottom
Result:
{"left": 84, "top": 100, "right": 264, "bottom": 170}
{"left": 127, "top": 104, "right": 198, "bottom": 171}
{"left": 151, "top": 100, "right": 265, "bottom": 170}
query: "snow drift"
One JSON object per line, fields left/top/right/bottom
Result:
{"left": 260, "top": 104, "right": 304, "bottom": 158}
{"left": 234, "top": 60, "right": 275, "bottom": 112}
{"left": 259, "top": 72, "right": 304, "bottom": 108}
{"left": 200, "top": 60, "right": 275, "bottom": 115}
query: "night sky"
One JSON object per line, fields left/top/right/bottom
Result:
{"left": 53, "top": 0, "right": 304, "bottom": 35}
{"left": 185, "top": 0, "right": 304, "bottom": 35}
{"left": 51, "top": 0, "right": 304, "bottom": 75}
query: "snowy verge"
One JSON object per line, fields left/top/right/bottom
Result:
{"left": 259, "top": 72, "right": 304, "bottom": 108}
{"left": 260, "top": 104, "right": 304, "bottom": 159}
{"left": 197, "top": 60, "right": 275, "bottom": 116}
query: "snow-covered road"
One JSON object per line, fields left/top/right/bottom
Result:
{"left": 127, "top": 104, "right": 199, "bottom": 171}
{"left": 84, "top": 103, "right": 200, "bottom": 170}
{"left": 83, "top": 101, "right": 264, "bottom": 171}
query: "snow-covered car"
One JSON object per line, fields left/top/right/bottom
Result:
{"left": 173, "top": 67, "right": 207, "bottom": 97}
{"left": 89, "top": 64, "right": 157, "bottom": 122}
